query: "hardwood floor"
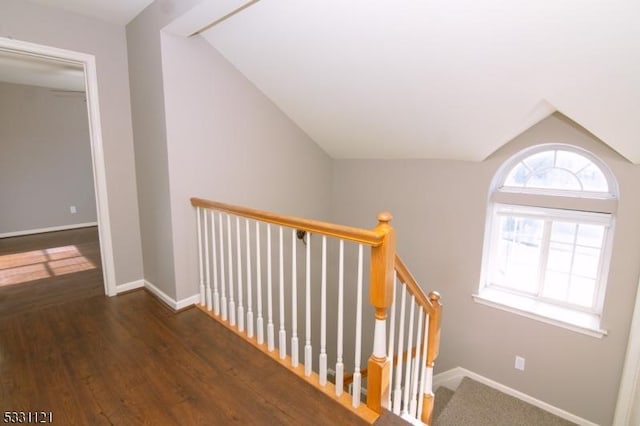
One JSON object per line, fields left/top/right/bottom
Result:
{"left": 0, "top": 228, "right": 406, "bottom": 425}
{"left": 0, "top": 227, "right": 103, "bottom": 317}
{"left": 0, "top": 289, "right": 374, "bottom": 425}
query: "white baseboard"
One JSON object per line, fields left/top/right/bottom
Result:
{"left": 143, "top": 280, "right": 200, "bottom": 311}
{"left": 115, "top": 279, "right": 145, "bottom": 294}
{"left": 0, "top": 222, "right": 98, "bottom": 238}
{"left": 433, "top": 367, "right": 599, "bottom": 426}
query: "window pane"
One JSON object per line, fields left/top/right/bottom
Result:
{"left": 504, "top": 162, "right": 529, "bottom": 187}
{"left": 576, "top": 224, "right": 604, "bottom": 248}
{"left": 527, "top": 168, "right": 581, "bottom": 190}
{"left": 576, "top": 164, "right": 608, "bottom": 192}
{"left": 547, "top": 242, "right": 573, "bottom": 273}
{"left": 542, "top": 270, "right": 569, "bottom": 301}
{"left": 494, "top": 216, "right": 543, "bottom": 294}
{"left": 524, "top": 151, "right": 554, "bottom": 170}
{"left": 556, "top": 150, "right": 590, "bottom": 173}
{"left": 573, "top": 246, "right": 600, "bottom": 279}
{"left": 500, "top": 149, "right": 611, "bottom": 195}
{"left": 551, "top": 222, "right": 577, "bottom": 244}
{"left": 568, "top": 276, "right": 596, "bottom": 307}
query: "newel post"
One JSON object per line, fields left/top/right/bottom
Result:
{"left": 421, "top": 291, "right": 442, "bottom": 425}
{"left": 366, "top": 212, "right": 396, "bottom": 413}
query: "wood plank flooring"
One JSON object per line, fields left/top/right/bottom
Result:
{"left": 0, "top": 228, "right": 407, "bottom": 425}
{"left": 0, "top": 289, "right": 374, "bottom": 425}
{"left": 0, "top": 227, "right": 103, "bottom": 317}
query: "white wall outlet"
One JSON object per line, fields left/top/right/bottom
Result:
{"left": 69, "top": 205, "right": 77, "bottom": 214}
{"left": 515, "top": 355, "right": 525, "bottom": 371}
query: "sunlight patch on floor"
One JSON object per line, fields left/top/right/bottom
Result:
{"left": 0, "top": 245, "right": 95, "bottom": 286}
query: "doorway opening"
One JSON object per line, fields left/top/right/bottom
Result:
{"left": 0, "top": 37, "right": 116, "bottom": 297}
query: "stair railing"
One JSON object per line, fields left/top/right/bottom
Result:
{"left": 391, "top": 256, "right": 442, "bottom": 425}
{"left": 191, "top": 197, "right": 441, "bottom": 424}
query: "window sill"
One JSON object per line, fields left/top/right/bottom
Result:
{"left": 473, "top": 288, "right": 608, "bottom": 338}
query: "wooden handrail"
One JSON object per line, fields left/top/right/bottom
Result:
{"left": 191, "top": 197, "right": 385, "bottom": 246}
{"left": 192, "top": 197, "right": 441, "bottom": 423}
{"left": 394, "top": 255, "right": 436, "bottom": 316}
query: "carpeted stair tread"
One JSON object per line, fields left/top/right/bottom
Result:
{"left": 433, "top": 386, "right": 455, "bottom": 422}
{"left": 374, "top": 409, "right": 412, "bottom": 425}
{"left": 434, "top": 377, "right": 576, "bottom": 426}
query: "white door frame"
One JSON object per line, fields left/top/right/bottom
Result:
{"left": 0, "top": 37, "right": 117, "bottom": 296}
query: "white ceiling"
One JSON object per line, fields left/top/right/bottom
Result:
{"left": 18, "top": 0, "right": 640, "bottom": 162}
{"left": 199, "top": 0, "right": 640, "bottom": 162}
{"left": 26, "top": 0, "right": 155, "bottom": 26}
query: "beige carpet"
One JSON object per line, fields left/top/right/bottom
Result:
{"left": 434, "top": 377, "right": 577, "bottom": 426}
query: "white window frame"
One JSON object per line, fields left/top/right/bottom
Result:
{"left": 474, "top": 144, "right": 618, "bottom": 338}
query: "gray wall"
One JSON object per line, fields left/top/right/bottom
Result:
{"left": 0, "top": 82, "right": 96, "bottom": 234}
{"left": 126, "top": 0, "right": 202, "bottom": 300}
{"left": 0, "top": 0, "right": 143, "bottom": 285}
{"left": 330, "top": 114, "right": 640, "bottom": 425}
{"left": 127, "top": 1, "right": 332, "bottom": 301}
{"left": 161, "top": 33, "right": 333, "bottom": 301}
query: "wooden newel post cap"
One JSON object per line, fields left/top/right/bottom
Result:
{"left": 377, "top": 211, "right": 393, "bottom": 224}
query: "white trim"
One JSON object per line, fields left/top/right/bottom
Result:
{"left": 493, "top": 143, "right": 619, "bottom": 199}
{"left": 0, "top": 37, "right": 116, "bottom": 297}
{"left": 115, "top": 279, "right": 145, "bottom": 294}
{"left": 613, "top": 275, "right": 640, "bottom": 426}
{"left": 434, "top": 367, "right": 599, "bottom": 426}
{"left": 144, "top": 280, "right": 200, "bottom": 311}
{"left": 0, "top": 222, "right": 98, "bottom": 239}
{"left": 473, "top": 292, "right": 607, "bottom": 338}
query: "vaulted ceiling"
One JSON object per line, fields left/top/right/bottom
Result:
{"left": 199, "top": 0, "right": 640, "bottom": 162}
{"left": 17, "top": 0, "right": 640, "bottom": 163}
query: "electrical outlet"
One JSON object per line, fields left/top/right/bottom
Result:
{"left": 69, "top": 205, "right": 77, "bottom": 214}
{"left": 515, "top": 356, "right": 525, "bottom": 371}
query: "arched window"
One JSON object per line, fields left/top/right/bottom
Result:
{"left": 475, "top": 144, "right": 617, "bottom": 337}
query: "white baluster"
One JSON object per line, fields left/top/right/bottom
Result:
{"left": 267, "top": 225, "right": 275, "bottom": 351}
{"left": 319, "top": 236, "right": 327, "bottom": 386}
{"left": 196, "top": 207, "right": 205, "bottom": 305}
{"left": 245, "top": 219, "right": 254, "bottom": 338}
{"left": 335, "top": 239, "right": 345, "bottom": 396}
{"left": 291, "top": 229, "right": 299, "bottom": 367}
{"left": 393, "top": 285, "right": 408, "bottom": 414}
{"left": 278, "top": 226, "right": 287, "bottom": 359}
{"left": 304, "top": 233, "right": 312, "bottom": 377}
{"left": 236, "top": 217, "right": 244, "bottom": 332}
{"left": 417, "top": 311, "right": 430, "bottom": 420}
{"left": 204, "top": 209, "right": 212, "bottom": 311}
{"left": 219, "top": 213, "right": 227, "bottom": 321}
{"left": 210, "top": 211, "right": 220, "bottom": 315}
{"left": 402, "top": 296, "right": 416, "bottom": 416}
{"left": 352, "top": 243, "right": 364, "bottom": 407}
{"left": 227, "top": 214, "right": 236, "bottom": 327}
{"left": 410, "top": 307, "right": 425, "bottom": 417}
{"left": 386, "top": 274, "right": 398, "bottom": 408}
{"left": 256, "top": 221, "right": 264, "bottom": 345}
